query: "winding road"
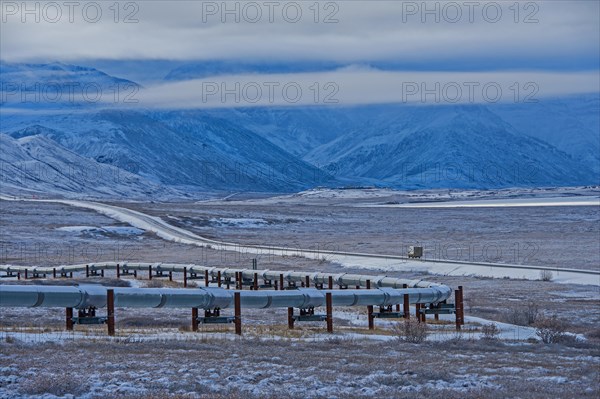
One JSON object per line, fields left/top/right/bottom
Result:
{"left": 1, "top": 196, "right": 598, "bottom": 285}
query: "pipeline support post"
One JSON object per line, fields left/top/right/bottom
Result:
{"left": 460, "top": 286, "right": 465, "bottom": 325}
{"left": 217, "top": 271, "right": 222, "bottom": 287}
{"left": 328, "top": 276, "right": 333, "bottom": 290}
{"left": 85, "top": 265, "right": 89, "bottom": 278}
{"left": 183, "top": 267, "right": 187, "bottom": 288}
{"left": 192, "top": 308, "right": 199, "bottom": 332}
{"left": 234, "top": 292, "right": 242, "bottom": 335}
{"left": 455, "top": 289, "right": 461, "bottom": 331}
{"left": 367, "top": 305, "right": 374, "bottom": 330}
{"left": 280, "top": 274, "right": 284, "bottom": 290}
{"left": 415, "top": 303, "right": 421, "bottom": 322}
{"left": 53, "top": 268, "right": 56, "bottom": 278}
{"left": 253, "top": 273, "right": 258, "bottom": 291}
{"left": 403, "top": 293, "right": 410, "bottom": 319}
{"left": 305, "top": 276, "right": 310, "bottom": 288}
{"left": 148, "top": 265, "right": 152, "bottom": 280}
{"left": 107, "top": 289, "right": 115, "bottom": 336}
{"left": 169, "top": 271, "right": 173, "bottom": 282}
{"left": 204, "top": 270, "right": 209, "bottom": 287}
{"left": 65, "top": 308, "right": 74, "bottom": 331}
{"left": 116, "top": 264, "right": 120, "bottom": 279}
{"left": 326, "top": 292, "right": 333, "bottom": 333}
{"left": 287, "top": 307, "right": 294, "bottom": 329}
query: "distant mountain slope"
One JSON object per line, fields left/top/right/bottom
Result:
{"left": 6, "top": 110, "right": 333, "bottom": 192}
{"left": 2, "top": 62, "right": 598, "bottom": 195}
{"left": 304, "top": 105, "right": 595, "bottom": 188}
{"left": 0, "top": 134, "right": 178, "bottom": 199}
{"left": 0, "top": 62, "right": 140, "bottom": 109}
{"left": 493, "top": 94, "right": 600, "bottom": 174}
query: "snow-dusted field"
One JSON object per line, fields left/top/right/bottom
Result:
{"left": 1, "top": 192, "right": 598, "bottom": 398}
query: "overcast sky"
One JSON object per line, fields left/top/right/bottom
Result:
{"left": 1, "top": 1, "right": 598, "bottom": 107}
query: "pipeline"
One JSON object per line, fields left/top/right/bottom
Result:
{"left": 0, "top": 285, "right": 449, "bottom": 309}
{"left": 0, "top": 262, "right": 447, "bottom": 291}
{"left": 0, "top": 262, "right": 452, "bottom": 309}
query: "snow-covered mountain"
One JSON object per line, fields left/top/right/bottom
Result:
{"left": 0, "top": 134, "right": 178, "bottom": 199}
{"left": 0, "top": 62, "right": 140, "bottom": 110}
{"left": 1, "top": 61, "right": 598, "bottom": 197}
{"left": 303, "top": 105, "right": 596, "bottom": 188}
{"left": 5, "top": 110, "right": 333, "bottom": 193}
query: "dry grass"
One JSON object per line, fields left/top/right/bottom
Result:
{"left": 1, "top": 332, "right": 598, "bottom": 399}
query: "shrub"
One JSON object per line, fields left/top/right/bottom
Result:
{"left": 395, "top": 319, "right": 428, "bottom": 343}
{"left": 535, "top": 316, "right": 566, "bottom": 344}
{"left": 481, "top": 322, "right": 500, "bottom": 340}
{"left": 20, "top": 373, "right": 89, "bottom": 397}
{"left": 539, "top": 270, "right": 553, "bottom": 282}
{"left": 506, "top": 302, "right": 539, "bottom": 326}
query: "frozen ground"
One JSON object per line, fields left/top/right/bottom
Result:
{"left": 125, "top": 193, "right": 600, "bottom": 271}
{"left": 0, "top": 328, "right": 598, "bottom": 399}
{"left": 1, "top": 193, "right": 598, "bottom": 398}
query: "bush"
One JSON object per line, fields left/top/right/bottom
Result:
{"left": 20, "top": 373, "right": 89, "bottom": 397}
{"left": 535, "top": 316, "right": 566, "bottom": 344}
{"left": 395, "top": 319, "right": 428, "bottom": 343}
{"left": 539, "top": 270, "right": 553, "bottom": 282}
{"left": 506, "top": 302, "right": 539, "bottom": 326}
{"left": 481, "top": 322, "right": 500, "bottom": 340}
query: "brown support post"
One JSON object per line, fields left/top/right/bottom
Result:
{"left": 53, "top": 268, "right": 56, "bottom": 278}
{"left": 107, "top": 289, "right": 115, "bottom": 336}
{"left": 169, "top": 271, "right": 173, "bottom": 282}
{"left": 204, "top": 270, "right": 209, "bottom": 287}
{"left": 116, "top": 264, "right": 120, "bottom": 279}
{"left": 274, "top": 279, "right": 278, "bottom": 291}
{"left": 415, "top": 303, "right": 421, "bottom": 322}
{"left": 326, "top": 292, "right": 333, "bottom": 333}
{"left": 455, "top": 289, "right": 461, "bottom": 331}
{"left": 192, "top": 308, "right": 199, "bottom": 332}
{"left": 366, "top": 279, "right": 371, "bottom": 290}
{"left": 356, "top": 285, "right": 360, "bottom": 289}
{"left": 305, "top": 276, "right": 310, "bottom": 288}
{"left": 235, "top": 272, "right": 240, "bottom": 290}
{"left": 367, "top": 305, "right": 374, "bottom": 330}
{"left": 65, "top": 308, "right": 74, "bottom": 331}
{"left": 70, "top": 272, "right": 73, "bottom": 278}
{"left": 287, "top": 307, "right": 294, "bottom": 329}
{"left": 148, "top": 265, "right": 152, "bottom": 280}
{"left": 328, "top": 276, "right": 333, "bottom": 289}
{"left": 85, "top": 265, "right": 89, "bottom": 278}
{"left": 101, "top": 269, "right": 104, "bottom": 278}
{"left": 421, "top": 305, "right": 426, "bottom": 323}
{"left": 434, "top": 303, "right": 439, "bottom": 321}
{"left": 403, "top": 293, "right": 410, "bottom": 319}
{"left": 280, "top": 274, "right": 284, "bottom": 290}
{"left": 396, "top": 304, "right": 401, "bottom": 312}
{"left": 17, "top": 272, "right": 20, "bottom": 280}
{"left": 459, "top": 286, "right": 465, "bottom": 326}
{"left": 217, "top": 271, "right": 222, "bottom": 287}
{"left": 183, "top": 267, "right": 187, "bottom": 288}
{"left": 253, "top": 273, "right": 258, "bottom": 291}
{"left": 234, "top": 292, "right": 242, "bottom": 335}
{"left": 24, "top": 269, "right": 27, "bottom": 279}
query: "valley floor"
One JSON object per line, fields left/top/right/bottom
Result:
{"left": 0, "top": 195, "right": 598, "bottom": 398}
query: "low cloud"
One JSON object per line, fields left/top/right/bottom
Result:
{"left": 133, "top": 69, "right": 599, "bottom": 109}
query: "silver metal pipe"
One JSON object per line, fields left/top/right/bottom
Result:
{"left": 0, "top": 262, "right": 449, "bottom": 292}
{"left": 0, "top": 285, "right": 449, "bottom": 309}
